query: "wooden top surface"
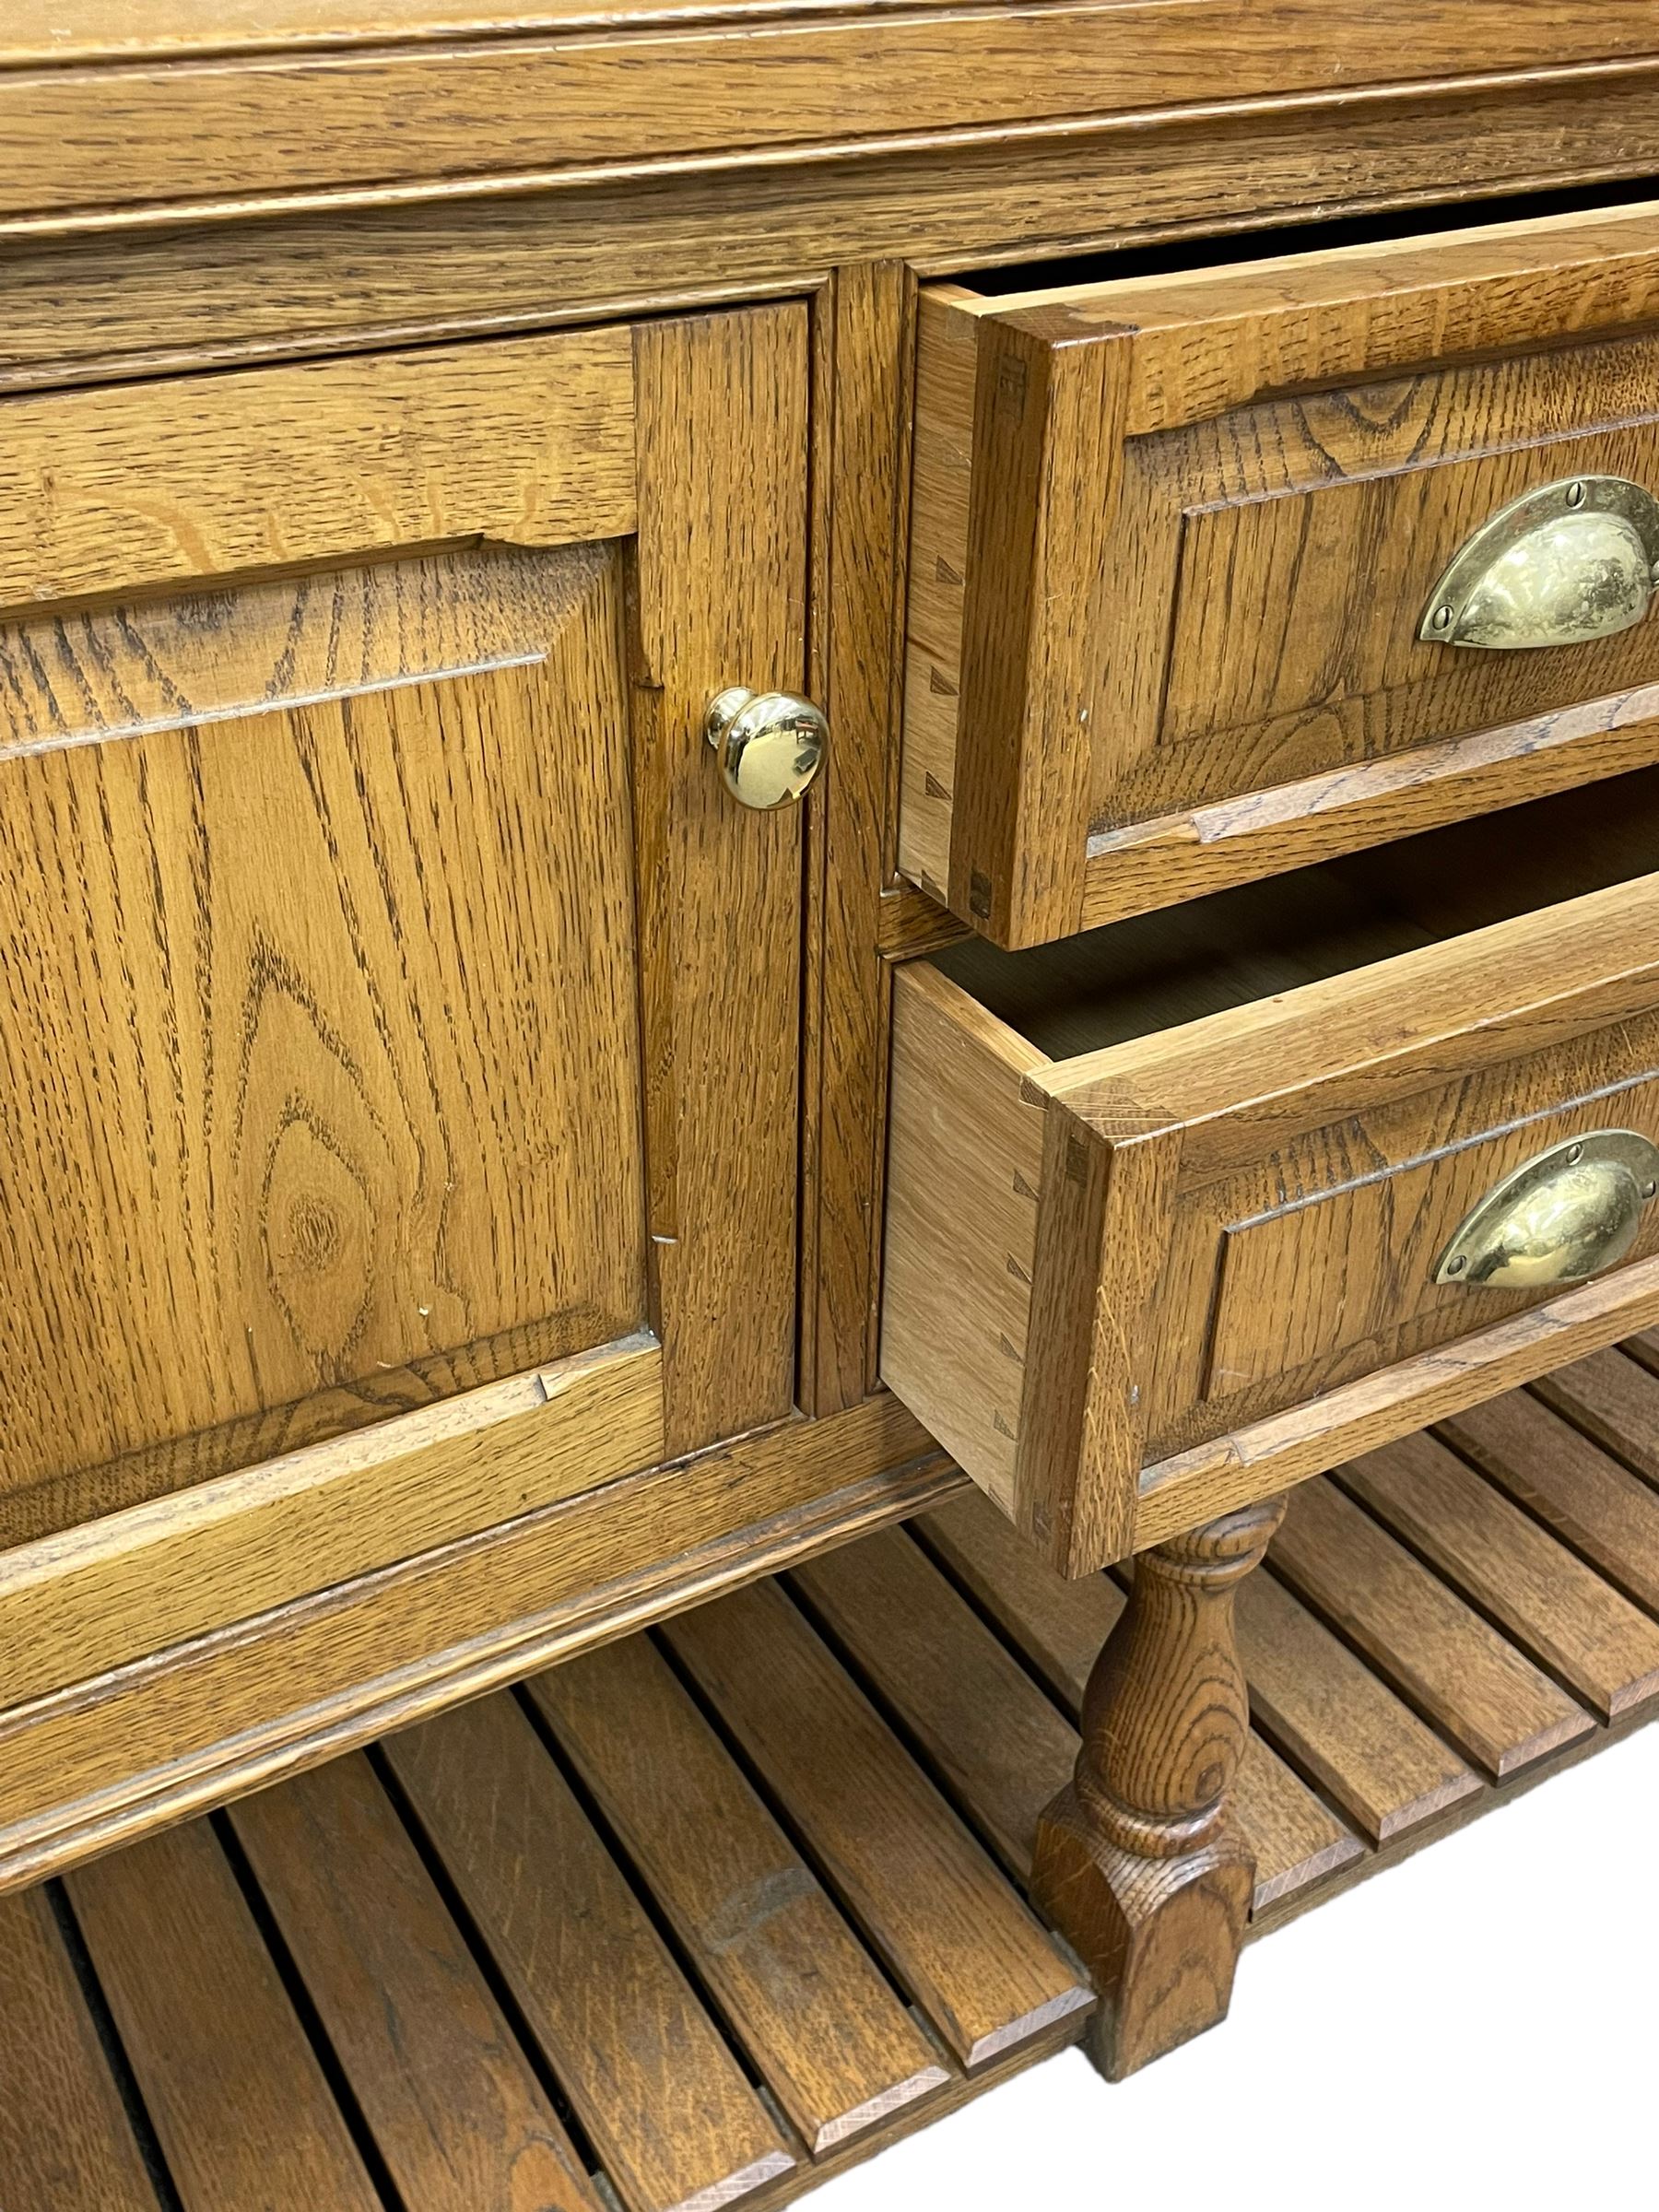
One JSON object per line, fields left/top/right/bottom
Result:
{"left": 0, "top": 0, "right": 926, "bottom": 67}
{"left": 8, "top": 0, "right": 1659, "bottom": 70}
{"left": 6, "top": 2, "right": 1659, "bottom": 231}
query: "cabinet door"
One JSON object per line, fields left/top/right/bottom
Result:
{"left": 0, "top": 308, "right": 806, "bottom": 1611}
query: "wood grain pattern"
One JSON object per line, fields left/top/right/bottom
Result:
{"left": 789, "top": 1524, "right": 1079, "bottom": 1882}
{"left": 0, "top": 329, "right": 634, "bottom": 611}
{"left": 13, "top": 70, "right": 1659, "bottom": 395}
{"left": 8, "top": 10, "right": 1659, "bottom": 229}
{"left": 1339, "top": 1430, "right": 1659, "bottom": 1720}
{"left": 913, "top": 1491, "right": 1364, "bottom": 1908}
{"left": 1233, "top": 1567, "right": 1479, "bottom": 1845}
{"left": 1530, "top": 1344, "right": 1659, "bottom": 1485}
{"left": 664, "top": 1577, "right": 1093, "bottom": 2067}
{"left": 384, "top": 1691, "right": 796, "bottom": 2212}
{"left": 0, "top": 1885, "right": 159, "bottom": 2212}
{"left": 230, "top": 1751, "right": 598, "bottom": 2212}
{"left": 1270, "top": 1476, "right": 1594, "bottom": 1777}
{"left": 883, "top": 801, "right": 1659, "bottom": 1566}
{"left": 1439, "top": 1392, "right": 1659, "bottom": 1616}
{"left": 0, "top": 1396, "right": 948, "bottom": 1898}
{"left": 0, "top": 1335, "right": 662, "bottom": 1711}
{"left": 630, "top": 306, "right": 806, "bottom": 1455}
{"left": 527, "top": 1632, "right": 950, "bottom": 2153}
{"left": 879, "top": 959, "right": 1047, "bottom": 1518}
{"left": 1135, "top": 1252, "right": 1659, "bottom": 1546}
{"left": 0, "top": 535, "right": 648, "bottom": 1527}
{"left": 905, "top": 204, "right": 1659, "bottom": 944}
{"left": 803, "top": 260, "right": 916, "bottom": 1414}
{"left": 1032, "top": 1497, "right": 1283, "bottom": 2078}
{"left": 66, "top": 1818, "right": 382, "bottom": 2212}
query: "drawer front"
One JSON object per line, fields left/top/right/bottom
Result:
{"left": 880, "top": 874, "right": 1659, "bottom": 1574}
{"left": 902, "top": 203, "right": 1659, "bottom": 947}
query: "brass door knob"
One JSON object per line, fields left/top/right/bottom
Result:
{"left": 1434, "top": 1130, "right": 1659, "bottom": 1289}
{"left": 1419, "top": 476, "right": 1659, "bottom": 650}
{"left": 704, "top": 688, "right": 827, "bottom": 809}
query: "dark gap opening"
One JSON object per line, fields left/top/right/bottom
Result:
{"left": 362, "top": 1739, "right": 611, "bottom": 2185}
{"left": 208, "top": 1809, "right": 408, "bottom": 2212}
{"left": 965, "top": 172, "right": 1659, "bottom": 296}
{"left": 47, "top": 1880, "right": 187, "bottom": 2212}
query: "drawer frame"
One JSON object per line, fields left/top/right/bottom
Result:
{"left": 904, "top": 200, "right": 1659, "bottom": 947}
{"left": 882, "top": 871, "right": 1659, "bottom": 1573}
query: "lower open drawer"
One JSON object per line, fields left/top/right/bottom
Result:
{"left": 883, "top": 769, "right": 1659, "bottom": 1572}
{"left": 5, "top": 1350, "right": 1657, "bottom": 2208}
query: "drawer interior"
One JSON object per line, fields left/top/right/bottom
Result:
{"left": 930, "top": 768, "right": 1659, "bottom": 1063}
{"left": 951, "top": 170, "right": 1654, "bottom": 299}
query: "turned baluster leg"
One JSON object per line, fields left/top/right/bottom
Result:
{"left": 1031, "top": 1493, "right": 1288, "bottom": 2080}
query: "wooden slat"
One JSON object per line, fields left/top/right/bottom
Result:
{"left": 526, "top": 1634, "right": 950, "bottom": 2155}
{"left": 788, "top": 1525, "right": 1080, "bottom": 1882}
{"left": 0, "top": 327, "right": 636, "bottom": 610}
{"left": 1440, "top": 1393, "right": 1659, "bottom": 1618}
{"left": 384, "top": 1690, "right": 794, "bottom": 2212}
{"left": 0, "top": 1333, "right": 663, "bottom": 1713}
{"left": 1617, "top": 1326, "right": 1659, "bottom": 1383}
{"left": 65, "top": 1820, "right": 381, "bottom": 2212}
{"left": 1531, "top": 1346, "right": 1659, "bottom": 1488}
{"left": 1234, "top": 1568, "right": 1480, "bottom": 1844}
{"left": 916, "top": 1492, "right": 1363, "bottom": 1906}
{"left": 1343, "top": 1430, "right": 1659, "bottom": 1720}
{"left": 0, "top": 1884, "right": 158, "bottom": 2212}
{"left": 229, "top": 1752, "right": 599, "bottom": 2212}
{"left": 1271, "top": 1477, "right": 1594, "bottom": 1779}
{"left": 663, "top": 1578, "right": 1093, "bottom": 2068}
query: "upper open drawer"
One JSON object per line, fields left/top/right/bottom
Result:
{"left": 901, "top": 198, "right": 1659, "bottom": 947}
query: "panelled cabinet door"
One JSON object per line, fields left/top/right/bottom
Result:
{"left": 0, "top": 308, "right": 807, "bottom": 1704}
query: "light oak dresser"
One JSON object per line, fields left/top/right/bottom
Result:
{"left": 6, "top": 4, "right": 1659, "bottom": 2201}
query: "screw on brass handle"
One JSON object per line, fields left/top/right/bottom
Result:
{"left": 1419, "top": 476, "right": 1659, "bottom": 650}
{"left": 1433, "top": 1130, "right": 1659, "bottom": 1290}
{"left": 703, "top": 688, "right": 827, "bottom": 809}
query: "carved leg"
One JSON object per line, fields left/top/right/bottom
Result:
{"left": 1030, "top": 1494, "right": 1287, "bottom": 2080}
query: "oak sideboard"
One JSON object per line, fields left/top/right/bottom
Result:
{"left": 6, "top": 6, "right": 1659, "bottom": 2201}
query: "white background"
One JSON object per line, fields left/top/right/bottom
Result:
{"left": 818, "top": 1724, "right": 1656, "bottom": 2212}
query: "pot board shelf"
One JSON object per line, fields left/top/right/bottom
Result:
{"left": 5, "top": 1342, "right": 1659, "bottom": 2210}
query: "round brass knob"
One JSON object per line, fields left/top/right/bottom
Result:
{"left": 704, "top": 687, "right": 827, "bottom": 809}
{"left": 1433, "top": 1129, "right": 1659, "bottom": 1289}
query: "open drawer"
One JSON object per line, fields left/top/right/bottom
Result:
{"left": 881, "top": 771, "right": 1659, "bottom": 1574}
{"left": 902, "top": 195, "right": 1659, "bottom": 947}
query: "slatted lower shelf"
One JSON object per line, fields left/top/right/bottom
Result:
{"left": 6, "top": 1345, "right": 1659, "bottom": 2209}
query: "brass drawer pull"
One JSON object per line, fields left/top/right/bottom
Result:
{"left": 1419, "top": 476, "right": 1659, "bottom": 651}
{"left": 704, "top": 687, "right": 827, "bottom": 809}
{"left": 1434, "top": 1130, "right": 1659, "bottom": 1288}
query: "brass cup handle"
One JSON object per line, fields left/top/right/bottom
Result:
{"left": 1434, "top": 1131, "right": 1659, "bottom": 1290}
{"left": 704, "top": 687, "right": 827, "bottom": 809}
{"left": 1419, "top": 476, "right": 1659, "bottom": 651}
